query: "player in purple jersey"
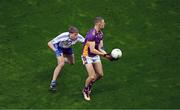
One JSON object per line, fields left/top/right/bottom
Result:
{"left": 81, "top": 17, "right": 114, "bottom": 101}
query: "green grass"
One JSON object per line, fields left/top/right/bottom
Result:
{"left": 0, "top": 0, "right": 180, "bottom": 109}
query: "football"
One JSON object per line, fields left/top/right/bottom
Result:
{"left": 111, "top": 48, "right": 122, "bottom": 59}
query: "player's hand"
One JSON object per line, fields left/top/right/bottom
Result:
{"left": 103, "top": 53, "right": 117, "bottom": 61}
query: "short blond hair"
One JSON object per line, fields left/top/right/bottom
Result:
{"left": 94, "top": 17, "right": 104, "bottom": 24}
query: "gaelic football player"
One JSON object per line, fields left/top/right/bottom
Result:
{"left": 48, "top": 26, "right": 85, "bottom": 91}
{"left": 81, "top": 17, "right": 114, "bottom": 100}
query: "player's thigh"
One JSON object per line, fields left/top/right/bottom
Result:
{"left": 85, "top": 63, "right": 96, "bottom": 78}
{"left": 93, "top": 61, "right": 103, "bottom": 76}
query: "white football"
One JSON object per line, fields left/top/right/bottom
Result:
{"left": 111, "top": 48, "right": 122, "bottom": 59}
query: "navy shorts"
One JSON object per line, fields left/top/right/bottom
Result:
{"left": 54, "top": 44, "right": 73, "bottom": 57}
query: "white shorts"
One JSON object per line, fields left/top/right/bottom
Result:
{"left": 81, "top": 55, "right": 101, "bottom": 65}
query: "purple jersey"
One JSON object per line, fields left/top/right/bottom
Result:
{"left": 82, "top": 28, "right": 103, "bottom": 57}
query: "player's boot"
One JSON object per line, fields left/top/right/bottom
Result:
{"left": 82, "top": 87, "right": 90, "bottom": 101}
{"left": 49, "top": 81, "right": 57, "bottom": 92}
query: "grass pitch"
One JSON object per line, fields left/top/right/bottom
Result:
{"left": 0, "top": 0, "right": 179, "bottom": 109}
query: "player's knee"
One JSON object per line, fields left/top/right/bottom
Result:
{"left": 89, "top": 75, "right": 96, "bottom": 81}
{"left": 58, "top": 62, "right": 64, "bottom": 67}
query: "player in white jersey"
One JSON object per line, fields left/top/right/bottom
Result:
{"left": 48, "top": 26, "right": 85, "bottom": 91}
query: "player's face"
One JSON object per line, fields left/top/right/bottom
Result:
{"left": 99, "top": 19, "right": 105, "bottom": 29}
{"left": 70, "top": 33, "right": 78, "bottom": 40}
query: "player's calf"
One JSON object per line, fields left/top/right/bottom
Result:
{"left": 95, "top": 72, "right": 103, "bottom": 81}
{"left": 57, "top": 61, "right": 65, "bottom": 67}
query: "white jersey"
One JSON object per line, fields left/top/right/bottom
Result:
{"left": 52, "top": 32, "right": 85, "bottom": 48}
